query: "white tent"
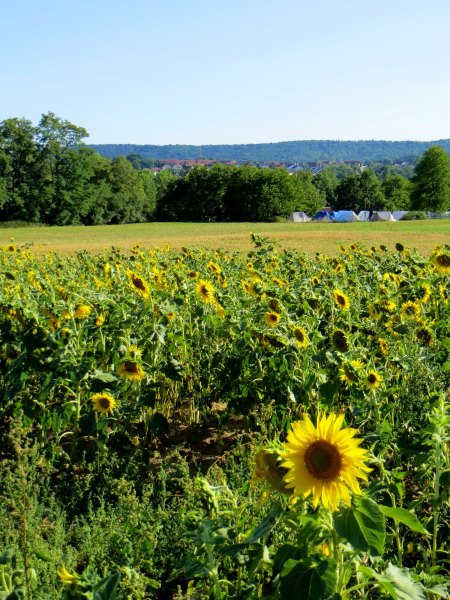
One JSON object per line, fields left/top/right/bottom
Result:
{"left": 333, "top": 210, "right": 360, "bottom": 222}
{"left": 392, "top": 211, "right": 408, "bottom": 221}
{"left": 288, "top": 211, "right": 311, "bottom": 222}
{"left": 358, "top": 211, "right": 395, "bottom": 222}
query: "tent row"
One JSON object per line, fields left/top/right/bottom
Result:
{"left": 288, "top": 210, "right": 409, "bottom": 223}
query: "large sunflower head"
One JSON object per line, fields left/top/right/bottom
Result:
{"left": 333, "top": 289, "right": 350, "bottom": 310}
{"left": 432, "top": 252, "right": 450, "bottom": 275}
{"left": 265, "top": 311, "right": 281, "bottom": 327}
{"left": 128, "top": 271, "right": 150, "bottom": 298}
{"left": 117, "top": 360, "right": 145, "bottom": 382}
{"left": 91, "top": 392, "right": 117, "bottom": 415}
{"left": 281, "top": 413, "right": 371, "bottom": 511}
{"left": 364, "top": 370, "right": 383, "bottom": 390}
{"left": 74, "top": 304, "right": 91, "bottom": 319}
{"left": 196, "top": 279, "right": 215, "bottom": 303}
{"left": 292, "top": 326, "right": 309, "bottom": 349}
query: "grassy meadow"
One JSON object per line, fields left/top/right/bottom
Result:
{"left": 0, "top": 225, "right": 449, "bottom": 598}
{"left": 1, "top": 218, "right": 449, "bottom": 256}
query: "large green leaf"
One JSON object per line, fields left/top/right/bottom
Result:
{"left": 280, "top": 558, "right": 336, "bottom": 600}
{"left": 379, "top": 505, "right": 429, "bottom": 535}
{"left": 333, "top": 497, "right": 385, "bottom": 556}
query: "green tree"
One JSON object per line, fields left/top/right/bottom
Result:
{"left": 138, "top": 170, "right": 157, "bottom": 220}
{"left": 410, "top": 146, "right": 450, "bottom": 211}
{"left": 291, "top": 170, "right": 325, "bottom": 214}
{"left": 313, "top": 168, "right": 339, "bottom": 207}
{"left": 0, "top": 118, "right": 42, "bottom": 222}
{"left": 334, "top": 169, "right": 385, "bottom": 212}
{"left": 108, "top": 156, "right": 148, "bottom": 223}
{"left": 381, "top": 175, "right": 411, "bottom": 211}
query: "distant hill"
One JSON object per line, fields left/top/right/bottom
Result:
{"left": 90, "top": 139, "right": 450, "bottom": 163}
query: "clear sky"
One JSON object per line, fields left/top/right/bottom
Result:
{"left": 2, "top": 0, "right": 449, "bottom": 144}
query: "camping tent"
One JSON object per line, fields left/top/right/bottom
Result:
{"left": 358, "top": 211, "right": 395, "bottom": 222}
{"left": 312, "top": 210, "right": 334, "bottom": 222}
{"left": 333, "top": 210, "right": 360, "bottom": 222}
{"left": 288, "top": 211, "right": 311, "bottom": 222}
{"left": 392, "top": 211, "right": 408, "bottom": 221}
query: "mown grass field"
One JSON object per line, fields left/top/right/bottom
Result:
{"left": 1, "top": 219, "right": 449, "bottom": 256}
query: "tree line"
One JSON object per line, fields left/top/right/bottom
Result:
{"left": 0, "top": 114, "right": 449, "bottom": 225}
{"left": 91, "top": 138, "right": 450, "bottom": 163}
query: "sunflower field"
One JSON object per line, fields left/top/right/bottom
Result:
{"left": 0, "top": 236, "right": 449, "bottom": 599}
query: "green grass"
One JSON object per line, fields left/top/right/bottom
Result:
{"left": 1, "top": 219, "right": 448, "bottom": 256}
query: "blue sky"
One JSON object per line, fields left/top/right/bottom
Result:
{"left": 2, "top": 0, "right": 449, "bottom": 144}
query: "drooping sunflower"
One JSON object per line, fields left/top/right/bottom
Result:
{"left": 293, "top": 326, "right": 309, "bottom": 349}
{"left": 432, "top": 252, "right": 450, "bottom": 275}
{"left": 378, "top": 338, "right": 389, "bottom": 356}
{"left": 57, "top": 565, "right": 79, "bottom": 587}
{"left": 265, "top": 311, "right": 281, "bottom": 327}
{"left": 332, "top": 330, "right": 349, "bottom": 352}
{"left": 338, "top": 360, "right": 363, "bottom": 386}
{"left": 128, "top": 271, "right": 150, "bottom": 299}
{"left": 91, "top": 392, "right": 117, "bottom": 415}
{"left": 280, "top": 413, "right": 371, "bottom": 511}
{"left": 364, "top": 370, "right": 383, "bottom": 390}
{"left": 196, "top": 279, "right": 215, "bottom": 303}
{"left": 333, "top": 289, "right": 350, "bottom": 310}
{"left": 117, "top": 360, "right": 145, "bottom": 382}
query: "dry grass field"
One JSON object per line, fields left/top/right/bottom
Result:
{"left": 1, "top": 219, "right": 448, "bottom": 256}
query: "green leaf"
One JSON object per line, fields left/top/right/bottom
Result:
{"left": 92, "top": 370, "right": 117, "bottom": 383}
{"left": 382, "top": 564, "right": 426, "bottom": 600}
{"left": 439, "top": 469, "right": 450, "bottom": 488}
{"left": 280, "top": 558, "right": 337, "bottom": 600}
{"left": 379, "top": 505, "right": 429, "bottom": 535}
{"left": 333, "top": 497, "right": 385, "bottom": 556}
{"left": 94, "top": 572, "right": 121, "bottom": 599}
{"left": 244, "top": 501, "right": 283, "bottom": 544}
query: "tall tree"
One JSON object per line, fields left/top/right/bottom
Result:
{"left": 410, "top": 146, "right": 450, "bottom": 211}
{"left": 381, "top": 175, "right": 411, "bottom": 211}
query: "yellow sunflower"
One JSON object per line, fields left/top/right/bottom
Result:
{"left": 311, "top": 276, "right": 320, "bottom": 286}
{"left": 378, "top": 338, "right": 389, "bottom": 356}
{"left": 128, "top": 271, "right": 150, "bottom": 298}
{"left": 196, "top": 279, "right": 215, "bottom": 303}
{"left": 364, "top": 370, "right": 383, "bottom": 390}
{"left": 432, "top": 252, "right": 450, "bottom": 275}
{"left": 91, "top": 392, "right": 117, "bottom": 415}
{"left": 333, "top": 289, "right": 350, "bottom": 310}
{"left": 117, "top": 360, "right": 145, "bottom": 382}
{"left": 293, "top": 326, "right": 309, "bottom": 349}
{"left": 401, "top": 301, "right": 421, "bottom": 319}
{"left": 280, "top": 413, "right": 371, "bottom": 511}
{"left": 265, "top": 311, "right": 281, "bottom": 327}
{"left": 74, "top": 304, "right": 91, "bottom": 319}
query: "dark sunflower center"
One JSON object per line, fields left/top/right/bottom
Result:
{"left": 333, "top": 331, "right": 348, "bottom": 351}
{"left": 201, "top": 285, "right": 209, "bottom": 295}
{"left": 132, "top": 276, "right": 146, "bottom": 291}
{"left": 367, "top": 373, "right": 377, "bottom": 384}
{"left": 437, "top": 254, "right": 450, "bottom": 267}
{"left": 337, "top": 295, "right": 346, "bottom": 306}
{"left": 295, "top": 330, "right": 305, "bottom": 342}
{"left": 98, "top": 397, "right": 111, "bottom": 409}
{"left": 344, "top": 365, "right": 358, "bottom": 382}
{"left": 123, "top": 361, "right": 139, "bottom": 373}
{"left": 305, "top": 440, "right": 342, "bottom": 480}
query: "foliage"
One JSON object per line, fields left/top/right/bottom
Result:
{"left": 90, "top": 139, "right": 450, "bottom": 163}
{"left": 410, "top": 146, "right": 450, "bottom": 212}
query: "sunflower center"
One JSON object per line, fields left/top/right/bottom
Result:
{"left": 337, "top": 295, "right": 346, "bottom": 306}
{"left": 367, "top": 373, "right": 377, "bottom": 384}
{"left": 98, "top": 397, "right": 111, "bottom": 409}
{"left": 305, "top": 440, "right": 342, "bottom": 480}
{"left": 123, "top": 360, "right": 139, "bottom": 373}
{"left": 132, "top": 276, "right": 146, "bottom": 291}
{"left": 437, "top": 254, "right": 450, "bottom": 267}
